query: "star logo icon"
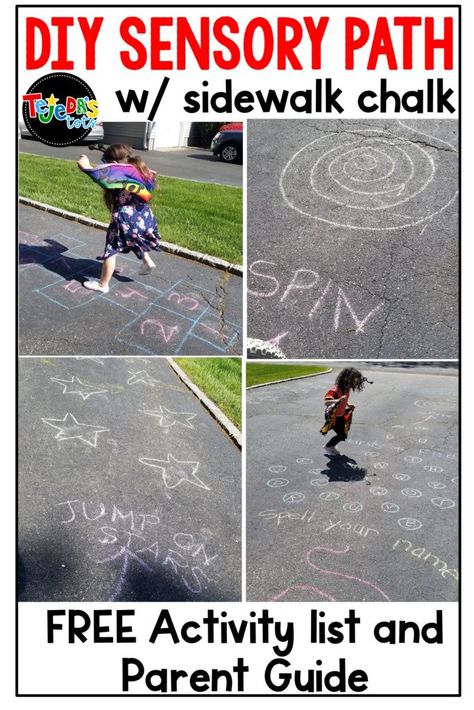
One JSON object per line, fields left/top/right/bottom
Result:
{"left": 46, "top": 93, "right": 58, "bottom": 107}
{"left": 51, "top": 376, "right": 108, "bottom": 400}
{"left": 42, "top": 413, "right": 109, "bottom": 447}
{"left": 127, "top": 370, "right": 161, "bottom": 387}
{"left": 141, "top": 405, "right": 197, "bottom": 430}
{"left": 139, "top": 454, "right": 210, "bottom": 490}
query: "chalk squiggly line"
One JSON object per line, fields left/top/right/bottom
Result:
{"left": 272, "top": 545, "right": 390, "bottom": 602}
{"left": 272, "top": 585, "right": 336, "bottom": 602}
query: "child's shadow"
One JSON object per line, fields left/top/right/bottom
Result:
{"left": 19, "top": 239, "right": 133, "bottom": 283}
{"left": 321, "top": 454, "right": 366, "bottom": 482}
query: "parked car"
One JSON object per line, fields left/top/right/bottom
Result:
{"left": 210, "top": 123, "right": 243, "bottom": 164}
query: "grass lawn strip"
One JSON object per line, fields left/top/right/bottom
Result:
{"left": 19, "top": 153, "right": 242, "bottom": 264}
{"left": 246, "top": 364, "right": 332, "bottom": 388}
{"left": 173, "top": 357, "right": 241, "bottom": 430}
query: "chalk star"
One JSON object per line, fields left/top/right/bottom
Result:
{"left": 51, "top": 376, "right": 108, "bottom": 400}
{"left": 42, "top": 413, "right": 109, "bottom": 447}
{"left": 141, "top": 405, "right": 197, "bottom": 430}
{"left": 46, "top": 93, "right": 58, "bottom": 107}
{"left": 139, "top": 454, "right": 210, "bottom": 490}
{"left": 75, "top": 357, "right": 105, "bottom": 365}
{"left": 127, "top": 370, "right": 161, "bottom": 387}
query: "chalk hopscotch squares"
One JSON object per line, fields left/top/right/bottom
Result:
{"left": 191, "top": 315, "right": 241, "bottom": 352}
{"left": 116, "top": 304, "right": 192, "bottom": 354}
{"left": 19, "top": 231, "right": 87, "bottom": 271}
{"left": 37, "top": 276, "right": 107, "bottom": 309}
{"left": 104, "top": 282, "right": 165, "bottom": 316}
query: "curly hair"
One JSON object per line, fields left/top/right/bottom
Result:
{"left": 335, "top": 367, "right": 365, "bottom": 393}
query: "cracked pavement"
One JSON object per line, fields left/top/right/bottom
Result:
{"left": 246, "top": 363, "right": 458, "bottom": 601}
{"left": 247, "top": 119, "right": 458, "bottom": 358}
{"left": 19, "top": 205, "right": 243, "bottom": 355}
{"left": 18, "top": 357, "right": 241, "bottom": 601}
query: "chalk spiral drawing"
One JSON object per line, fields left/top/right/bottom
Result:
{"left": 139, "top": 453, "right": 210, "bottom": 491}
{"left": 42, "top": 412, "right": 109, "bottom": 447}
{"left": 141, "top": 405, "right": 197, "bottom": 430}
{"left": 272, "top": 545, "right": 391, "bottom": 602}
{"left": 279, "top": 124, "right": 457, "bottom": 231}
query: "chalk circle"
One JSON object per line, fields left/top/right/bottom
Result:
{"left": 309, "top": 469, "right": 323, "bottom": 475}
{"left": 386, "top": 434, "right": 394, "bottom": 440}
{"left": 414, "top": 399, "right": 457, "bottom": 411}
{"left": 267, "top": 478, "right": 289, "bottom": 488}
{"left": 279, "top": 128, "right": 457, "bottom": 231}
{"left": 404, "top": 456, "right": 423, "bottom": 464}
{"left": 401, "top": 488, "right": 422, "bottom": 498}
{"left": 364, "top": 451, "right": 380, "bottom": 458}
{"left": 369, "top": 486, "right": 388, "bottom": 496}
{"left": 373, "top": 461, "right": 389, "bottom": 470}
{"left": 343, "top": 501, "right": 363, "bottom": 513}
{"left": 268, "top": 465, "right": 287, "bottom": 474}
{"left": 431, "top": 497, "right": 455, "bottom": 510}
{"left": 451, "top": 476, "right": 458, "bottom": 485}
{"left": 296, "top": 458, "right": 313, "bottom": 464}
{"left": 311, "top": 478, "right": 328, "bottom": 486}
{"left": 392, "top": 473, "right": 410, "bottom": 481}
{"left": 398, "top": 517, "right": 423, "bottom": 531}
{"left": 427, "top": 481, "right": 446, "bottom": 490}
{"left": 381, "top": 502, "right": 400, "bottom": 513}
{"left": 424, "top": 465, "right": 444, "bottom": 473}
{"left": 418, "top": 439, "right": 428, "bottom": 444}
{"left": 283, "top": 492, "right": 306, "bottom": 504}
{"left": 319, "top": 491, "right": 340, "bottom": 501}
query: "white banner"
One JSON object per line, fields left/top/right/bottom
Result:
{"left": 18, "top": 601, "right": 458, "bottom": 695}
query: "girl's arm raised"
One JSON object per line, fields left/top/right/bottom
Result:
{"left": 77, "top": 154, "right": 93, "bottom": 170}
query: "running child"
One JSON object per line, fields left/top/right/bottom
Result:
{"left": 322, "top": 367, "right": 365, "bottom": 454}
{"left": 77, "top": 144, "right": 160, "bottom": 293}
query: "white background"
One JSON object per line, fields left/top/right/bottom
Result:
{"left": 5, "top": 0, "right": 470, "bottom": 708}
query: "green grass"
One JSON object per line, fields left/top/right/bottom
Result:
{"left": 246, "top": 363, "right": 332, "bottom": 387}
{"left": 19, "top": 153, "right": 242, "bottom": 264}
{"left": 173, "top": 358, "right": 242, "bottom": 429}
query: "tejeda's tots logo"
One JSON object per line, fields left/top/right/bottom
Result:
{"left": 22, "top": 72, "right": 99, "bottom": 146}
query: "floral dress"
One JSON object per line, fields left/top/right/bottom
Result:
{"left": 99, "top": 190, "right": 160, "bottom": 261}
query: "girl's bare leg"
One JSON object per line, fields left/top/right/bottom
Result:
{"left": 100, "top": 255, "right": 117, "bottom": 287}
{"left": 143, "top": 252, "right": 155, "bottom": 267}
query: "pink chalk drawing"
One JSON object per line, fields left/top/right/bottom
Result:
{"left": 273, "top": 585, "right": 336, "bottom": 602}
{"left": 140, "top": 318, "right": 180, "bottom": 343}
{"left": 167, "top": 292, "right": 200, "bottom": 311}
{"left": 268, "top": 332, "right": 288, "bottom": 347}
{"left": 63, "top": 280, "right": 83, "bottom": 294}
{"left": 272, "top": 545, "right": 390, "bottom": 602}
{"left": 334, "top": 289, "right": 383, "bottom": 334}
{"left": 117, "top": 287, "right": 148, "bottom": 300}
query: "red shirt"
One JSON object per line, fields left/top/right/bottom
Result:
{"left": 325, "top": 385, "right": 349, "bottom": 416}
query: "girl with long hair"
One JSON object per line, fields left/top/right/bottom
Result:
{"left": 323, "top": 367, "right": 366, "bottom": 454}
{"left": 77, "top": 143, "right": 160, "bottom": 293}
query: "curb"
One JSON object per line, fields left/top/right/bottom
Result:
{"left": 247, "top": 368, "right": 333, "bottom": 389}
{"left": 167, "top": 358, "right": 242, "bottom": 449}
{"left": 19, "top": 197, "right": 243, "bottom": 276}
